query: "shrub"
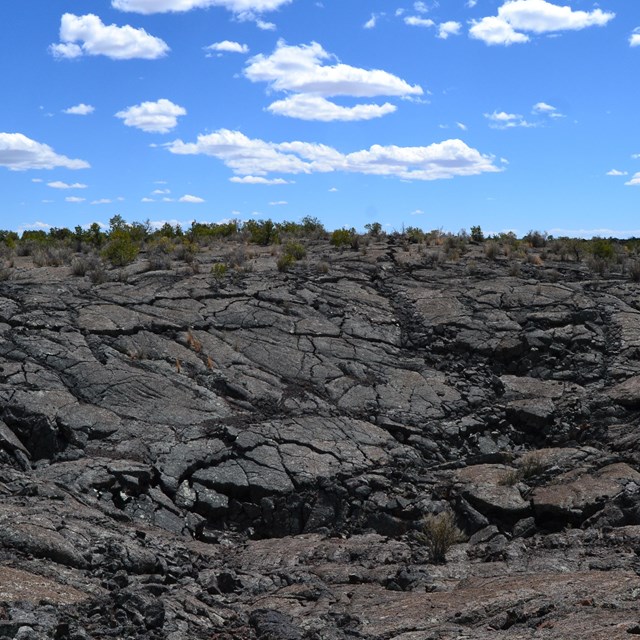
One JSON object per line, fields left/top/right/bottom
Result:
{"left": 210, "top": 263, "right": 228, "bottom": 279}
{"left": 484, "top": 241, "right": 499, "bottom": 261}
{"left": 316, "top": 260, "right": 329, "bottom": 274}
{"left": 277, "top": 253, "right": 296, "bottom": 272}
{"left": 364, "top": 222, "right": 383, "bottom": 237}
{"left": 102, "top": 230, "right": 139, "bottom": 267}
{"left": 282, "top": 241, "right": 306, "bottom": 260}
{"left": 331, "top": 228, "right": 356, "bottom": 248}
{"left": 470, "top": 225, "right": 484, "bottom": 243}
{"left": 501, "top": 451, "right": 546, "bottom": 486}
{"left": 71, "top": 257, "right": 91, "bottom": 277}
{"left": 32, "top": 245, "right": 72, "bottom": 267}
{"left": 508, "top": 261, "right": 521, "bottom": 277}
{"left": 523, "top": 230, "right": 548, "bottom": 248}
{"left": 147, "top": 237, "right": 174, "bottom": 270}
{"left": 174, "top": 240, "right": 198, "bottom": 263}
{"left": 245, "top": 219, "right": 278, "bottom": 246}
{"left": 629, "top": 260, "right": 640, "bottom": 282}
{"left": 421, "top": 511, "right": 464, "bottom": 563}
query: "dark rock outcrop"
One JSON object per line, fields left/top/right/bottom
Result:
{"left": 1, "top": 238, "right": 640, "bottom": 638}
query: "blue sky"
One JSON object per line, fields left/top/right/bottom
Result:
{"left": 1, "top": 0, "right": 638, "bottom": 236}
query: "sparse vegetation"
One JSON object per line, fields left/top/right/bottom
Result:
{"left": 500, "top": 451, "right": 547, "bottom": 486}
{"left": 420, "top": 511, "right": 465, "bottom": 564}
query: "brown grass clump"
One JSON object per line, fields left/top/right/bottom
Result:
{"left": 421, "top": 511, "right": 465, "bottom": 563}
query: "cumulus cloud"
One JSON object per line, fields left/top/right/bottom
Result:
{"left": 205, "top": 40, "right": 249, "bottom": 54}
{"left": 245, "top": 41, "right": 422, "bottom": 98}
{"left": 244, "top": 40, "right": 422, "bottom": 121}
{"left": 63, "top": 103, "right": 95, "bottom": 115}
{"left": 179, "top": 194, "right": 205, "bottom": 202}
{"left": 269, "top": 200, "right": 288, "bottom": 205}
{"left": 65, "top": 196, "right": 86, "bottom": 203}
{"left": 631, "top": 29, "right": 640, "bottom": 47}
{"left": 267, "top": 95, "right": 396, "bottom": 121}
{"left": 91, "top": 199, "right": 112, "bottom": 204}
{"left": 404, "top": 16, "right": 435, "bottom": 27}
{"left": 115, "top": 99, "right": 186, "bottom": 133}
{"left": 167, "top": 128, "right": 500, "bottom": 182}
{"left": 0, "top": 133, "right": 90, "bottom": 171}
{"left": 47, "top": 181, "right": 88, "bottom": 189}
{"left": 470, "top": 0, "right": 614, "bottom": 46}
{"left": 50, "top": 13, "right": 169, "bottom": 60}
{"left": 606, "top": 169, "right": 627, "bottom": 176}
{"left": 438, "top": 21, "right": 462, "bottom": 38}
{"left": 625, "top": 173, "right": 640, "bottom": 186}
{"left": 112, "top": 0, "right": 292, "bottom": 14}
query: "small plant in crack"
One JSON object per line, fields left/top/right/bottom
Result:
{"left": 186, "top": 329, "right": 202, "bottom": 353}
{"left": 418, "top": 510, "right": 465, "bottom": 564}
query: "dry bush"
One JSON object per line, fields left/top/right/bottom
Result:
{"left": 500, "top": 451, "right": 546, "bottom": 486}
{"left": 484, "top": 241, "right": 499, "bottom": 261}
{"left": 421, "top": 511, "right": 465, "bottom": 563}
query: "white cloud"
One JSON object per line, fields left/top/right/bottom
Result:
{"left": 500, "top": 0, "right": 615, "bottom": 33}
{"left": 47, "top": 181, "right": 88, "bottom": 189}
{"left": 631, "top": 29, "right": 640, "bottom": 47}
{"left": 91, "top": 199, "right": 112, "bottom": 204}
{"left": 329, "top": 187, "right": 338, "bottom": 192}
{"left": 152, "top": 188, "right": 171, "bottom": 194}
{"left": 205, "top": 40, "right": 249, "bottom": 54}
{"left": 470, "top": 0, "right": 615, "bottom": 46}
{"left": 179, "top": 194, "right": 205, "bottom": 202}
{"left": 63, "top": 103, "right": 95, "bottom": 115}
{"left": 269, "top": 200, "right": 288, "bottom": 205}
{"left": 532, "top": 101, "right": 564, "bottom": 118}
{"left": 31, "top": 178, "right": 43, "bottom": 183}
{"left": 66, "top": 196, "right": 86, "bottom": 203}
{"left": 256, "top": 19, "right": 276, "bottom": 30}
{"left": 244, "top": 40, "right": 422, "bottom": 122}
{"left": 167, "top": 128, "right": 501, "bottom": 182}
{"left": 230, "top": 176, "right": 292, "bottom": 185}
{"left": 364, "top": 13, "right": 379, "bottom": 29}
{"left": 410, "top": 209, "right": 425, "bottom": 215}
{"left": 245, "top": 40, "right": 422, "bottom": 98}
{"left": 625, "top": 173, "right": 640, "bottom": 186}
{"left": 467, "top": 0, "right": 477, "bottom": 7}
{"left": 0, "top": 133, "right": 90, "bottom": 171}
{"left": 456, "top": 122, "right": 468, "bottom": 130}
{"left": 112, "top": 0, "right": 292, "bottom": 14}
{"left": 470, "top": 15, "right": 530, "bottom": 44}
{"left": 438, "top": 21, "right": 462, "bottom": 39}
{"left": 532, "top": 101, "right": 555, "bottom": 113}
{"left": 606, "top": 169, "right": 628, "bottom": 176}
{"left": 484, "top": 111, "right": 535, "bottom": 128}
{"left": 142, "top": 197, "right": 155, "bottom": 202}
{"left": 404, "top": 16, "right": 435, "bottom": 28}
{"left": 633, "top": 154, "right": 640, "bottom": 160}
{"left": 115, "top": 99, "right": 186, "bottom": 133}
{"left": 50, "top": 13, "right": 169, "bottom": 60}
{"left": 267, "top": 94, "right": 396, "bottom": 121}
{"left": 414, "top": 2, "right": 429, "bottom": 13}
